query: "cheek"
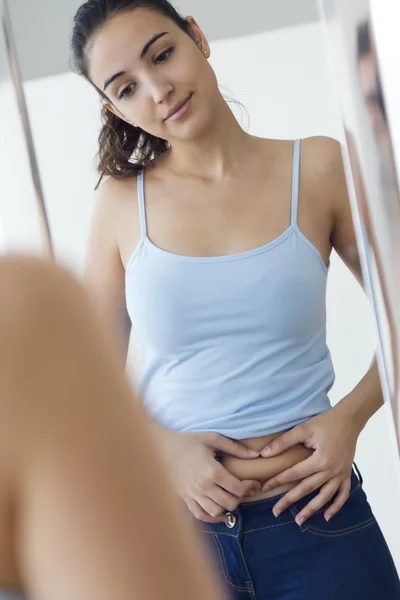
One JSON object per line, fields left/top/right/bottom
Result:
{"left": 174, "top": 51, "right": 211, "bottom": 89}
{"left": 199, "top": 65, "right": 219, "bottom": 98}
{"left": 122, "top": 95, "right": 156, "bottom": 133}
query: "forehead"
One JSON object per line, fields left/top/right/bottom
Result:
{"left": 88, "top": 8, "right": 177, "bottom": 87}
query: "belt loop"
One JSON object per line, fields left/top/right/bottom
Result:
{"left": 353, "top": 462, "right": 363, "bottom": 487}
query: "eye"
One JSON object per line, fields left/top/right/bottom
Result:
{"left": 154, "top": 47, "right": 174, "bottom": 65}
{"left": 118, "top": 83, "right": 136, "bottom": 100}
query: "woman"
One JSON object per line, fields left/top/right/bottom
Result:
{"left": 71, "top": 1, "right": 400, "bottom": 598}
{"left": 0, "top": 257, "right": 225, "bottom": 600}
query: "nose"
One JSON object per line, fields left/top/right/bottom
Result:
{"left": 148, "top": 78, "right": 174, "bottom": 105}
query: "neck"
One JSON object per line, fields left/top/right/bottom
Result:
{"left": 166, "top": 96, "right": 252, "bottom": 181}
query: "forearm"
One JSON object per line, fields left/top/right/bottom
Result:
{"left": 337, "top": 357, "right": 384, "bottom": 431}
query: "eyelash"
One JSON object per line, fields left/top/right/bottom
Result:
{"left": 118, "top": 46, "right": 174, "bottom": 100}
{"left": 154, "top": 46, "right": 174, "bottom": 65}
{"left": 119, "top": 84, "right": 136, "bottom": 100}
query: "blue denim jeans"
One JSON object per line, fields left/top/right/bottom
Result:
{"left": 197, "top": 467, "right": 400, "bottom": 599}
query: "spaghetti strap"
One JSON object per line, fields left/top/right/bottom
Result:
{"left": 137, "top": 169, "right": 147, "bottom": 240}
{"left": 291, "top": 139, "right": 301, "bottom": 227}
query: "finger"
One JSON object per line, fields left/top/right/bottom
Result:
{"left": 215, "top": 463, "right": 260, "bottom": 498}
{"left": 294, "top": 478, "right": 341, "bottom": 525}
{"left": 262, "top": 455, "right": 318, "bottom": 491}
{"left": 210, "top": 487, "right": 241, "bottom": 513}
{"left": 324, "top": 476, "right": 351, "bottom": 522}
{"left": 197, "top": 496, "right": 226, "bottom": 520}
{"left": 261, "top": 425, "right": 307, "bottom": 457}
{"left": 211, "top": 479, "right": 261, "bottom": 512}
{"left": 272, "top": 472, "right": 327, "bottom": 517}
{"left": 186, "top": 498, "right": 225, "bottom": 524}
{"left": 206, "top": 433, "right": 260, "bottom": 459}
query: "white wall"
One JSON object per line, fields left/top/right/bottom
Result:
{"left": 4, "top": 20, "right": 400, "bottom": 569}
{"left": 0, "top": 55, "right": 44, "bottom": 255}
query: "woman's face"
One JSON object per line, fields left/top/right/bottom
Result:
{"left": 87, "top": 8, "right": 219, "bottom": 142}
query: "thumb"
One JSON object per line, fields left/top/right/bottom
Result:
{"left": 206, "top": 434, "right": 259, "bottom": 458}
{"left": 260, "top": 426, "right": 305, "bottom": 457}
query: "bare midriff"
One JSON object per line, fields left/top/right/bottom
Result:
{"left": 220, "top": 430, "right": 313, "bottom": 502}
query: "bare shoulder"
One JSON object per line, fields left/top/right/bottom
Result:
{"left": 250, "top": 135, "right": 292, "bottom": 161}
{"left": 256, "top": 135, "right": 345, "bottom": 200}
{"left": 299, "top": 136, "right": 350, "bottom": 213}
{"left": 95, "top": 175, "right": 140, "bottom": 216}
{"left": 300, "top": 136, "right": 345, "bottom": 189}
{"left": 91, "top": 175, "right": 142, "bottom": 254}
{"left": 255, "top": 135, "right": 341, "bottom": 161}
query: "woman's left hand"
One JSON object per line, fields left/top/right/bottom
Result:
{"left": 260, "top": 403, "right": 361, "bottom": 525}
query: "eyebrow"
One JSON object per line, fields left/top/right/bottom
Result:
{"left": 103, "top": 32, "right": 169, "bottom": 92}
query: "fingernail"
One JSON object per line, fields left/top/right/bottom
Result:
{"left": 296, "top": 517, "right": 305, "bottom": 526}
{"left": 248, "top": 449, "right": 259, "bottom": 456}
{"left": 273, "top": 510, "right": 280, "bottom": 518}
{"left": 261, "top": 447, "right": 271, "bottom": 457}
{"left": 325, "top": 515, "right": 331, "bottom": 522}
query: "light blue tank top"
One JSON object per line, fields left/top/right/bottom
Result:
{"left": 0, "top": 591, "right": 24, "bottom": 599}
{"left": 125, "top": 139, "right": 335, "bottom": 439}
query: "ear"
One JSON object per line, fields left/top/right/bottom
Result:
{"left": 186, "top": 16, "right": 210, "bottom": 58}
{"left": 102, "top": 99, "right": 129, "bottom": 123}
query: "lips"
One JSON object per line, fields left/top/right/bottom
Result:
{"left": 164, "top": 94, "right": 192, "bottom": 122}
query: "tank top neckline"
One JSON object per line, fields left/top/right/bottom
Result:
{"left": 142, "top": 224, "right": 296, "bottom": 263}
{"left": 126, "top": 139, "right": 329, "bottom": 272}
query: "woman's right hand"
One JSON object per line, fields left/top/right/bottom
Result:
{"left": 161, "top": 431, "right": 261, "bottom": 523}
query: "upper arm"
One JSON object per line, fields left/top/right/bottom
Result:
{"left": 84, "top": 179, "right": 131, "bottom": 359}
{"left": 320, "top": 137, "right": 364, "bottom": 286}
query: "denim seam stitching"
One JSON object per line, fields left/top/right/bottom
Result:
{"left": 212, "top": 534, "right": 249, "bottom": 592}
{"left": 235, "top": 534, "right": 256, "bottom": 596}
{"left": 197, "top": 530, "right": 237, "bottom": 538}
{"left": 244, "top": 520, "right": 294, "bottom": 535}
{"left": 302, "top": 516, "right": 376, "bottom": 537}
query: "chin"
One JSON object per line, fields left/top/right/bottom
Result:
{"left": 171, "top": 111, "right": 214, "bottom": 143}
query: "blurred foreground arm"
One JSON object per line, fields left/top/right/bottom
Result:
{"left": 0, "top": 257, "right": 226, "bottom": 600}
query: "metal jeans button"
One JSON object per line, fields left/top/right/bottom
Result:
{"left": 225, "top": 512, "right": 237, "bottom": 529}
